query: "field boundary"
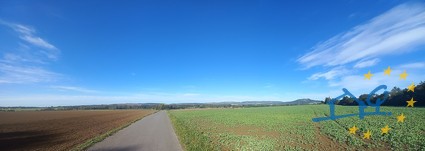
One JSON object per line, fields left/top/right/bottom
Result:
{"left": 167, "top": 111, "right": 186, "bottom": 150}
{"left": 167, "top": 111, "right": 187, "bottom": 150}
{"left": 168, "top": 110, "right": 217, "bottom": 151}
{"left": 72, "top": 110, "right": 158, "bottom": 151}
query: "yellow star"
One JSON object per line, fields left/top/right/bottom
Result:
{"left": 381, "top": 125, "right": 391, "bottom": 135}
{"left": 363, "top": 130, "right": 371, "bottom": 139}
{"left": 384, "top": 66, "right": 392, "bottom": 76}
{"left": 397, "top": 113, "right": 406, "bottom": 123}
{"left": 400, "top": 70, "right": 408, "bottom": 80}
{"left": 406, "top": 98, "right": 417, "bottom": 107}
{"left": 348, "top": 125, "right": 358, "bottom": 134}
{"left": 364, "top": 71, "right": 373, "bottom": 80}
{"left": 407, "top": 83, "right": 415, "bottom": 92}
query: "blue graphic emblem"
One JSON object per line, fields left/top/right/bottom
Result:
{"left": 312, "top": 85, "right": 392, "bottom": 122}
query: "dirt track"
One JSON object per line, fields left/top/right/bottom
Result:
{"left": 0, "top": 110, "right": 155, "bottom": 151}
{"left": 89, "top": 111, "right": 183, "bottom": 151}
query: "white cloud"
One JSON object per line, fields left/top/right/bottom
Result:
{"left": 20, "top": 35, "right": 57, "bottom": 51}
{"left": 0, "top": 21, "right": 61, "bottom": 84}
{"left": 354, "top": 58, "right": 380, "bottom": 68}
{"left": 11, "top": 24, "right": 34, "bottom": 35}
{"left": 299, "top": 2, "right": 425, "bottom": 96}
{"left": 329, "top": 69, "right": 425, "bottom": 95}
{"left": 1, "top": 21, "right": 58, "bottom": 51}
{"left": 308, "top": 66, "right": 350, "bottom": 80}
{"left": 50, "top": 86, "right": 99, "bottom": 93}
{"left": 0, "top": 63, "right": 60, "bottom": 84}
{"left": 297, "top": 3, "right": 425, "bottom": 69}
{"left": 396, "top": 62, "right": 425, "bottom": 69}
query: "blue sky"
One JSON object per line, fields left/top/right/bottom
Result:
{"left": 1, "top": 0, "right": 425, "bottom": 106}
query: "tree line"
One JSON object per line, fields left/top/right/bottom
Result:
{"left": 324, "top": 81, "right": 425, "bottom": 107}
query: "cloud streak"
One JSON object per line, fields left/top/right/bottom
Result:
{"left": 0, "top": 20, "right": 61, "bottom": 84}
{"left": 329, "top": 69, "right": 425, "bottom": 94}
{"left": 297, "top": 2, "right": 425, "bottom": 69}
{"left": 298, "top": 3, "right": 425, "bottom": 98}
{"left": 397, "top": 62, "right": 425, "bottom": 69}
{"left": 0, "top": 64, "right": 59, "bottom": 84}
{"left": 308, "top": 66, "right": 350, "bottom": 80}
{"left": 3, "top": 21, "right": 58, "bottom": 51}
{"left": 50, "top": 86, "right": 99, "bottom": 93}
{"left": 353, "top": 58, "right": 380, "bottom": 68}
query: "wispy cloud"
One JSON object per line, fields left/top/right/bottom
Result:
{"left": 329, "top": 69, "right": 425, "bottom": 93}
{"left": 297, "top": 2, "right": 425, "bottom": 69}
{"left": 308, "top": 66, "right": 350, "bottom": 80}
{"left": 50, "top": 86, "right": 99, "bottom": 93}
{"left": 2, "top": 21, "right": 58, "bottom": 51}
{"left": 0, "top": 20, "right": 61, "bottom": 84}
{"left": 305, "top": 61, "right": 425, "bottom": 98}
{"left": 0, "top": 64, "right": 59, "bottom": 84}
{"left": 299, "top": 2, "right": 425, "bottom": 95}
{"left": 298, "top": 3, "right": 425, "bottom": 98}
{"left": 397, "top": 62, "right": 425, "bottom": 69}
{"left": 353, "top": 58, "right": 380, "bottom": 68}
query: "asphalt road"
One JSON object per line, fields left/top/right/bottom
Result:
{"left": 88, "top": 111, "right": 183, "bottom": 151}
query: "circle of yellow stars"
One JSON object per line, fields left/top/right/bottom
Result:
{"left": 349, "top": 66, "right": 419, "bottom": 139}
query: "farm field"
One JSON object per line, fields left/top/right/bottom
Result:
{"left": 0, "top": 110, "right": 156, "bottom": 151}
{"left": 169, "top": 105, "right": 425, "bottom": 151}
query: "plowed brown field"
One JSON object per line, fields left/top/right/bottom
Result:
{"left": 0, "top": 110, "right": 156, "bottom": 151}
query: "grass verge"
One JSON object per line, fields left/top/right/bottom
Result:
{"left": 168, "top": 110, "right": 217, "bottom": 151}
{"left": 72, "top": 110, "right": 158, "bottom": 151}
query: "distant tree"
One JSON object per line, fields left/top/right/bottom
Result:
{"left": 324, "top": 97, "right": 331, "bottom": 104}
{"left": 338, "top": 96, "right": 356, "bottom": 106}
{"left": 337, "top": 81, "right": 425, "bottom": 107}
{"left": 155, "top": 104, "right": 165, "bottom": 110}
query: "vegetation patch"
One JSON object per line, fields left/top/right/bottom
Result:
{"left": 169, "top": 105, "right": 425, "bottom": 150}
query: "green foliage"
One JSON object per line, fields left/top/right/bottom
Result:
{"left": 336, "top": 81, "right": 425, "bottom": 106}
{"left": 168, "top": 112, "right": 218, "bottom": 151}
{"left": 169, "top": 105, "right": 425, "bottom": 150}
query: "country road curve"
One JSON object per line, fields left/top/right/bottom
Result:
{"left": 88, "top": 111, "right": 183, "bottom": 151}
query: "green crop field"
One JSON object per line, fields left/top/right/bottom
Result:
{"left": 168, "top": 105, "right": 425, "bottom": 151}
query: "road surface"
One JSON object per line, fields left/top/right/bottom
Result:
{"left": 89, "top": 111, "right": 183, "bottom": 151}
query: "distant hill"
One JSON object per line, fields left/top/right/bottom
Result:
{"left": 290, "top": 99, "right": 323, "bottom": 105}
